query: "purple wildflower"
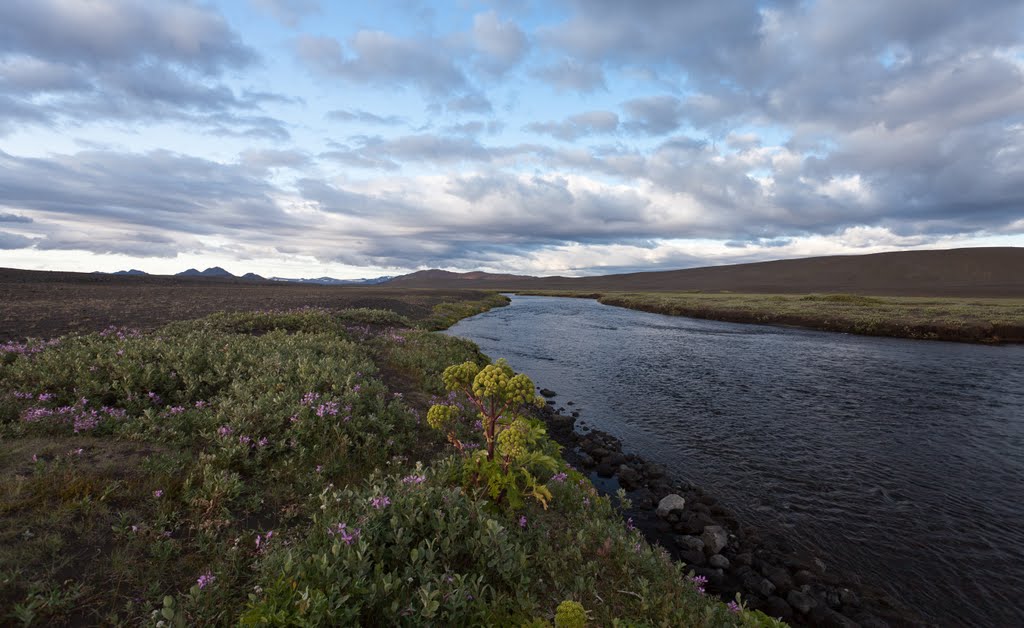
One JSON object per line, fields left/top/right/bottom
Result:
{"left": 518, "top": 515, "right": 527, "bottom": 529}
{"left": 257, "top": 437, "right": 269, "bottom": 448}
{"left": 328, "top": 523, "right": 360, "bottom": 545}
{"left": 401, "top": 474, "right": 425, "bottom": 485}
{"left": 626, "top": 517, "right": 636, "bottom": 531}
{"left": 728, "top": 601, "right": 741, "bottom": 614}
{"left": 153, "top": 489, "right": 163, "bottom": 498}
{"left": 550, "top": 472, "right": 568, "bottom": 483}
{"left": 300, "top": 392, "right": 320, "bottom": 406}
{"left": 168, "top": 406, "right": 185, "bottom": 414}
{"left": 197, "top": 571, "right": 215, "bottom": 589}
{"left": 370, "top": 495, "right": 391, "bottom": 509}
{"left": 217, "top": 425, "right": 233, "bottom": 437}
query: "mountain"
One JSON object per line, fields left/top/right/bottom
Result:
{"left": 269, "top": 275, "right": 394, "bottom": 285}
{"left": 241, "top": 273, "right": 266, "bottom": 281}
{"left": 176, "top": 267, "right": 236, "bottom": 278}
{"left": 380, "top": 248, "right": 1024, "bottom": 298}
{"left": 112, "top": 269, "right": 148, "bottom": 276}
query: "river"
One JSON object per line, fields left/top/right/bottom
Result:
{"left": 444, "top": 295, "right": 1024, "bottom": 626}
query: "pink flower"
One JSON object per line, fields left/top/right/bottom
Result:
{"left": 518, "top": 515, "right": 527, "bottom": 529}
{"left": 370, "top": 495, "right": 391, "bottom": 509}
{"left": 197, "top": 571, "right": 215, "bottom": 589}
{"left": 728, "top": 601, "right": 741, "bottom": 614}
{"left": 401, "top": 474, "right": 425, "bottom": 485}
{"left": 328, "top": 523, "right": 360, "bottom": 545}
{"left": 153, "top": 489, "right": 163, "bottom": 498}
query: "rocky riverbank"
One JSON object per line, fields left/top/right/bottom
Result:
{"left": 532, "top": 390, "right": 927, "bottom": 628}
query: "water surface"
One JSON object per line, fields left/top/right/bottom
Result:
{"left": 446, "top": 295, "right": 1024, "bottom": 626}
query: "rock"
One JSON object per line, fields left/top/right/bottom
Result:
{"left": 656, "top": 494, "right": 686, "bottom": 518}
{"left": 818, "top": 609, "right": 861, "bottom": 628}
{"left": 794, "top": 569, "right": 815, "bottom": 586}
{"left": 631, "top": 488, "right": 655, "bottom": 509}
{"left": 742, "top": 573, "right": 776, "bottom": 597}
{"left": 787, "top": 590, "right": 818, "bottom": 615}
{"left": 618, "top": 466, "right": 641, "bottom": 490}
{"left": 761, "top": 596, "right": 793, "bottom": 621}
{"left": 690, "top": 502, "right": 711, "bottom": 514}
{"left": 679, "top": 549, "right": 706, "bottom": 566}
{"left": 676, "top": 535, "right": 705, "bottom": 553}
{"left": 590, "top": 446, "right": 609, "bottom": 460}
{"left": 539, "top": 388, "right": 556, "bottom": 398}
{"left": 839, "top": 588, "right": 861, "bottom": 608}
{"left": 604, "top": 452, "right": 627, "bottom": 466}
{"left": 763, "top": 566, "right": 794, "bottom": 594}
{"left": 644, "top": 462, "right": 667, "bottom": 478}
{"left": 577, "top": 452, "right": 595, "bottom": 468}
{"left": 566, "top": 401, "right": 574, "bottom": 406}
{"left": 596, "top": 462, "right": 615, "bottom": 477}
{"left": 708, "top": 554, "right": 730, "bottom": 570}
{"left": 733, "top": 552, "right": 754, "bottom": 567}
{"left": 680, "top": 512, "right": 714, "bottom": 535}
{"left": 571, "top": 411, "right": 580, "bottom": 417}
{"left": 701, "top": 525, "right": 729, "bottom": 555}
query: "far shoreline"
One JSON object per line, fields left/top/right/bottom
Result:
{"left": 513, "top": 291, "right": 1024, "bottom": 345}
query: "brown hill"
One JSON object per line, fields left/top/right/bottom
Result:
{"left": 383, "top": 247, "right": 1024, "bottom": 297}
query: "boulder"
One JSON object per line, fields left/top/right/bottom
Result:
{"left": 680, "top": 512, "right": 714, "bottom": 535}
{"left": 761, "top": 596, "right": 793, "bottom": 621}
{"left": 786, "top": 590, "right": 818, "bottom": 615}
{"left": 708, "top": 554, "right": 730, "bottom": 570}
{"left": 656, "top": 494, "right": 686, "bottom": 518}
{"left": 604, "top": 452, "right": 627, "bottom": 467}
{"left": 676, "top": 535, "right": 705, "bottom": 553}
{"left": 763, "top": 566, "right": 794, "bottom": 594}
{"left": 596, "top": 462, "right": 615, "bottom": 477}
{"left": 539, "top": 388, "right": 556, "bottom": 398}
{"left": 679, "top": 549, "right": 706, "bottom": 566}
{"left": 617, "top": 465, "right": 641, "bottom": 489}
{"left": 742, "top": 573, "right": 776, "bottom": 597}
{"left": 733, "top": 552, "right": 754, "bottom": 567}
{"left": 701, "top": 525, "right": 729, "bottom": 555}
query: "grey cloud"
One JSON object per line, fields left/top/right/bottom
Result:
{"left": 443, "top": 120, "right": 505, "bottom": 136}
{"left": 0, "top": 0, "right": 256, "bottom": 74}
{"left": 472, "top": 10, "right": 528, "bottom": 75}
{"left": 0, "top": 231, "right": 35, "bottom": 249}
{"left": 251, "top": 0, "right": 321, "bottom": 27}
{"left": 622, "top": 96, "right": 684, "bottom": 135}
{"left": 327, "top": 109, "right": 405, "bottom": 125}
{"left": 0, "top": 213, "right": 32, "bottom": 223}
{"left": 239, "top": 149, "right": 310, "bottom": 171}
{"left": 295, "top": 32, "right": 468, "bottom": 95}
{"left": 533, "top": 58, "right": 605, "bottom": 92}
{"left": 525, "top": 110, "right": 618, "bottom": 141}
{"left": 0, "top": 149, "right": 302, "bottom": 255}
{"left": 333, "top": 134, "right": 493, "bottom": 166}
{"left": 446, "top": 93, "right": 493, "bottom": 114}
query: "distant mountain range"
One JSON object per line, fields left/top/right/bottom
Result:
{"left": 378, "top": 247, "right": 1024, "bottom": 298}
{"left": 103, "top": 267, "right": 393, "bottom": 285}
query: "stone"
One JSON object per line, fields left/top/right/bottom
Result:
{"left": 708, "top": 554, "right": 730, "bottom": 570}
{"left": 656, "top": 494, "right": 686, "bottom": 518}
{"left": 742, "top": 573, "right": 776, "bottom": 597}
{"left": 680, "top": 512, "right": 715, "bottom": 535}
{"left": 733, "top": 552, "right": 754, "bottom": 567}
{"left": 763, "top": 566, "right": 794, "bottom": 594}
{"left": 617, "top": 465, "right": 641, "bottom": 489}
{"left": 604, "top": 452, "right": 627, "bottom": 466}
{"left": 539, "top": 388, "right": 556, "bottom": 397}
{"left": 578, "top": 453, "right": 595, "bottom": 468}
{"left": 839, "top": 588, "right": 861, "bottom": 608}
{"left": 679, "top": 549, "right": 705, "bottom": 566}
{"left": 676, "top": 535, "right": 705, "bottom": 553}
{"left": 701, "top": 525, "right": 729, "bottom": 555}
{"left": 761, "top": 596, "right": 793, "bottom": 621}
{"left": 793, "top": 569, "right": 815, "bottom": 586}
{"left": 786, "top": 590, "right": 818, "bottom": 615}
{"left": 596, "top": 462, "right": 614, "bottom": 477}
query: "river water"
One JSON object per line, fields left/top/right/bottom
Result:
{"left": 445, "top": 295, "right": 1024, "bottom": 626}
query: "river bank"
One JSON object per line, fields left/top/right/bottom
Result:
{"left": 531, "top": 393, "right": 924, "bottom": 627}
{"left": 517, "top": 291, "right": 1024, "bottom": 344}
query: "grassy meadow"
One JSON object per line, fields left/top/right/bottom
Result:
{"left": 0, "top": 296, "right": 781, "bottom": 626}
{"left": 520, "top": 291, "right": 1024, "bottom": 343}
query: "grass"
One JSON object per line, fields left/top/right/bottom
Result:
{"left": 0, "top": 303, "right": 781, "bottom": 626}
{"left": 519, "top": 291, "right": 1024, "bottom": 343}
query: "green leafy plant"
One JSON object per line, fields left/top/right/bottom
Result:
{"left": 427, "top": 359, "right": 557, "bottom": 508}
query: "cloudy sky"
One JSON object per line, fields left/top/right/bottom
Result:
{"left": 1, "top": 0, "right": 1022, "bottom": 278}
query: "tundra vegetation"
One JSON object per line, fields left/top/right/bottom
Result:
{"left": 521, "top": 291, "right": 1024, "bottom": 343}
{"left": 0, "top": 302, "right": 784, "bottom": 626}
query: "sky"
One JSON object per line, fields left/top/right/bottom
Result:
{"left": 0, "top": 0, "right": 1022, "bottom": 279}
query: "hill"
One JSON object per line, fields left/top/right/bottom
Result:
{"left": 382, "top": 247, "right": 1024, "bottom": 298}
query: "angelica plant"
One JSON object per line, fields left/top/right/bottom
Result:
{"left": 428, "top": 359, "right": 558, "bottom": 508}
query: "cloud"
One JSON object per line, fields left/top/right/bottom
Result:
{"left": 525, "top": 110, "right": 619, "bottom": 141}
{"left": 327, "top": 109, "right": 405, "bottom": 125}
{"left": 0, "top": 212, "right": 33, "bottom": 223}
{"left": 622, "top": 96, "right": 684, "bottom": 135}
{"left": 472, "top": 10, "right": 528, "bottom": 76}
{"left": 533, "top": 58, "right": 606, "bottom": 92}
{"left": 250, "top": 0, "right": 320, "bottom": 27}
{"left": 0, "top": 0, "right": 292, "bottom": 139}
{"left": 295, "top": 31, "right": 468, "bottom": 95}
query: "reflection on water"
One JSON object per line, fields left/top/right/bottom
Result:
{"left": 446, "top": 296, "right": 1024, "bottom": 626}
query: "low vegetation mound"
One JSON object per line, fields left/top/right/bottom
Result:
{"left": 0, "top": 309, "right": 781, "bottom": 626}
